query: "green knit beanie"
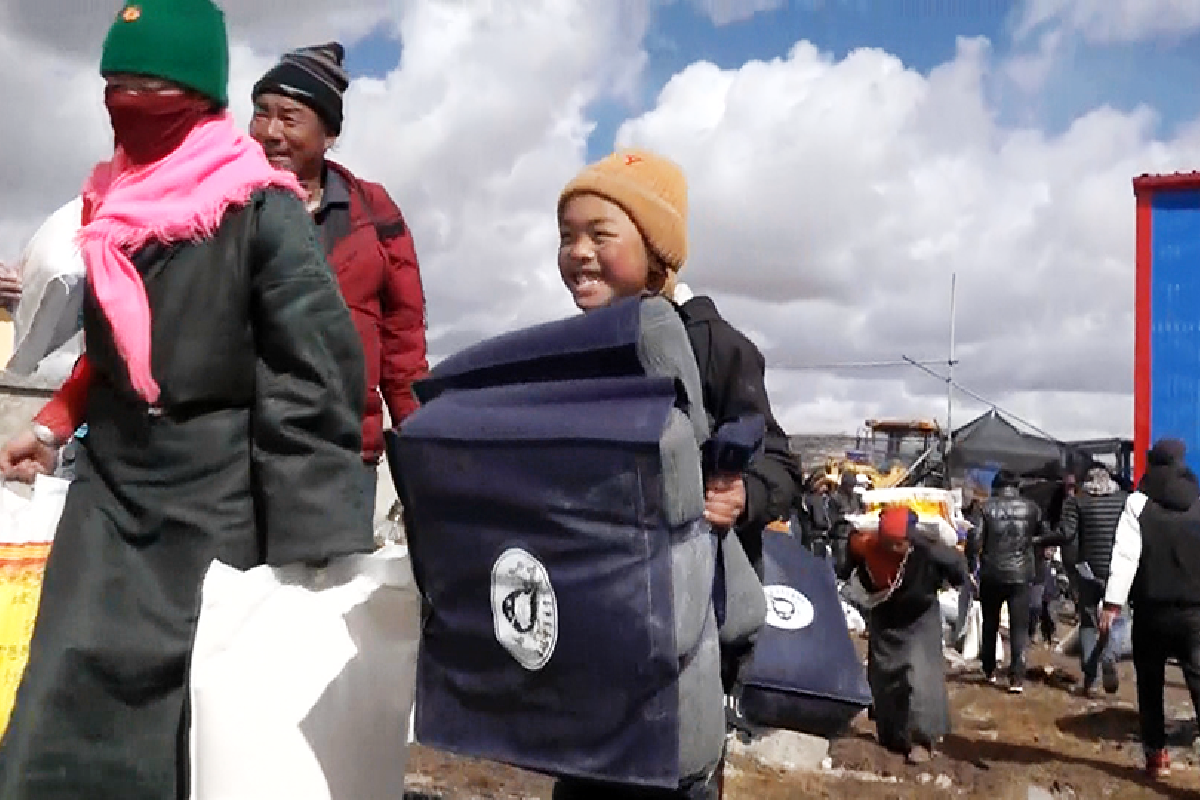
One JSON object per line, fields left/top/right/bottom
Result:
{"left": 100, "top": 0, "right": 229, "bottom": 108}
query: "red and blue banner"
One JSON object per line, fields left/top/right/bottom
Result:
{"left": 1134, "top": 173, "right": 1200, "bottom": 480}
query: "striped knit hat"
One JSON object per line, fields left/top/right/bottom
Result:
{"left": 253, "top": 42, "right": 349, "bottom": 134}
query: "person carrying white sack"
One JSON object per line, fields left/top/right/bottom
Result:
{"left": 0, "top": 2, "right": 372, "bottom": 796}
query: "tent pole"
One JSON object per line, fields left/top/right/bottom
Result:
{"left": 785, "top": 359, "right": 947, "bottom": 369}
{"left": 901, "top": 356, "right": 1063, "bottom": 444}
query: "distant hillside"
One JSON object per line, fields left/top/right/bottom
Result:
{"left": 789, "top": 433, "right": 858, "bottom": 474}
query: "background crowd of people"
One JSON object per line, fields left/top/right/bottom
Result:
{"left": 793, "top": 444, "right": 1199, "bottom": 781}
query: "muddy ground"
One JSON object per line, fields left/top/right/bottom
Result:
{"left": 403, "top": 633, "right": 1200, "bottom": 799}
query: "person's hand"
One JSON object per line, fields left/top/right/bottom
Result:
{"left": 847, "top": 525, "right": 871, "bottom": 558}
{"left": 704, "top": 474, "right": 746, "bottom": 530}
{"left": 0, "top": 430, "right": 58, "bottom": 484}
{"left": 1098, "top": 603, "right": 1121, "bottom": 635}
{"left": 0, "top": 265, "right": 20, "bottom": 310}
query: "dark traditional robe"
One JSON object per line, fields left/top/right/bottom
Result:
{"left": 0, "top": 189, "right": 371, "bottom": 799}
{"left": 842, "top": 536, "right": 966, "bottom": 751}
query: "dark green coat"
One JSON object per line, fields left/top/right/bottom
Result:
{"left": 0, "top": 189, "right": 371, "bottom": 799}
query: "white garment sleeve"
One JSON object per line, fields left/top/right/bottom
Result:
{"left": 6, "top": 196, "right": 85, "bottom": 379}
{"left": 1104, "top": 492, "right": 1147, "bottom": 607}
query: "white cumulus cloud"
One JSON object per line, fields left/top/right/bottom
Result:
{"left": 616, "top": 36, "right": 1200, "bottom": 439}
{"left": 1015, "top": 0, "right": 1200, "bottom": 44}
{"left": 689, "top": 0, "right": 786, "bottom": 26}
{"left": 0, "top": 1, "right": 1197, "bottom": 444}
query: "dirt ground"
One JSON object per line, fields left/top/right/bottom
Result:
{"left": 403, "top": 628, "right": 1200, "bottom": 799}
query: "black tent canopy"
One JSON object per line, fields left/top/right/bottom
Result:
{"left": 949, "top": 409, "right": 1066, "bottom": 476}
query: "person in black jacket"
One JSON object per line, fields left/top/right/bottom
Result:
{"left": 1102, "top": 438, "right": 1200, "bottom": 781}
{"left": 1026, "top": 472, "right": 1076, "bottom": 647}
{"left": 1057, "top": 465, "right": 1127, "bottom": 696}
{"left": 555, "top": 148, "right": 799, "bottom": 799}
{"left": 798, "top": 472, "right": 838, "bottom": 560}
{"left": 972, "top": 470, "right": 1052, "bottom": 693}
{"left": 673, "top": 288, "right": 800, "bottom": 569}
{"left": 1055, "top": 471, "right": 1082, "bottom": 609}
{"left": 954, "top": 497, "right": 984, "bottom": 644}
{"left": 834, "top": 469, "right": 865, "bottom": 516}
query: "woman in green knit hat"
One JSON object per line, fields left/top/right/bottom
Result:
{"left": 0, "top": 1, "right": 372, "bottom": 796}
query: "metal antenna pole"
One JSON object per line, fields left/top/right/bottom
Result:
{"left": 947, "top": 273, "right": 957, "bottom": 454}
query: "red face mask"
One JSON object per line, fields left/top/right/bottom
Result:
{"left": 104, "top": 87, "right": 214, "bottom": 165}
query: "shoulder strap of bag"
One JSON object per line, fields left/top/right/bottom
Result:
{"left": 354, "top": 182, "right": 408, "bottom": 243}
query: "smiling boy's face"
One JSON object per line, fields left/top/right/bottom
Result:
{"left": 557, "top": 193, "right": 651, "bottom": 312}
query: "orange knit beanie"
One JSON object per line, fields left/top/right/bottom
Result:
{"left": 558, "top": 149, "right": 689, "bottom": 282}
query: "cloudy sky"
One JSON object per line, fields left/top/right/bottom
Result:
{"left": 4, "top": 0, "right": 1200, "bottom": 440}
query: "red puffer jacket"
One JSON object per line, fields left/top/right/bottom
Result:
{"left": 35, "top": 162, "right": 428, "bottom": 465}
{"left": 323, "top": 161, "right": 427, "bottom": 462}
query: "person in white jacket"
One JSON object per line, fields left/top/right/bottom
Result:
{"left": 1101, "top": 438, "right": 1200, "bottom": 781}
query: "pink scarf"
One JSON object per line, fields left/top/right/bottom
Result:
{"left": 79, "top": 112, "right": 305, "bottom": 404}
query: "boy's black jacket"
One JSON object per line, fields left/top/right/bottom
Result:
{"left": 677, "top": 294, "right": 801, "bottom": 565}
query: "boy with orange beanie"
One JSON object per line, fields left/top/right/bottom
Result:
{"left": 554, "top": 149, "right": 799, "bottom": 798}
{"left": 557, "top": 149, "right": 797, "bottom": 564}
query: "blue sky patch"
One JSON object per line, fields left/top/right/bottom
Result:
{"left": 344, "top": 1, "right": 1200, "bottom": 160}
{"left": 348, "top": 22, "right": 403, "bottom": 80}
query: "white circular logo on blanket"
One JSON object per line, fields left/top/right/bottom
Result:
{"left": 491, "top": 548, "right": 558, "bottom": 671}
{"left": 763, "top": 585, "right": 814, "bottom": 631}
